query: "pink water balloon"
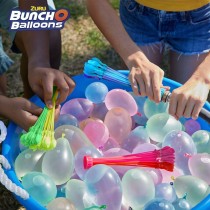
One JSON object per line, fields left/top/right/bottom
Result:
{"left": 105, "top": 89, "right": 138, "bottom": 116}
{"left": 61, "top": 98, "right": 94, "bottom": 121}
{"left": 83, "top": 121, "right": 109, "bottom": 148}
{"left": 80, "top": 118, "right": 103, "bottom": 130}
{"left": 104, "top": 107, "right": 132, "bottom": 144}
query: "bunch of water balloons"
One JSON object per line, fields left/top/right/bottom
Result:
{"left": 20, "top": 88, "right": 58, "bottom": 151}
{"left": 14, "top": 81, "right": 210, "bottom": 210}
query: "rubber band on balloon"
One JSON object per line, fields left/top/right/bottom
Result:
{"left": 0, "top": 120, "right": 29, "bottom": 200}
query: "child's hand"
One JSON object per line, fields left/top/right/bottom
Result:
{"left": 5, "top": 97, "right": 60, "bottom": 131}
{"left": 169, "top": 78, "right": 209, "bottom": 120}
{"left": 126, "top": 52, "right": 165, "bottom": 103}
{"left": 28, "top": 67, "right": 75, "bottom": 108}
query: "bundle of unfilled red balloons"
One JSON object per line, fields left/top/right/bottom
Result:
{"left": 15, "top": 82, "right": 210, "bottom": 210}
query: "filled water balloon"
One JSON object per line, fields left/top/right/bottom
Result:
{"left": 174, "top": 175, "right": 209, "bottom": 207}
{"left": 61, "top": 98, "right": 94, "bottom": 121}
{"left": 122, "top": 126, "right": 150, "bottom": 152}
{"left": 15, "top": 149, "right": 45, "bottom": 180}
{"left": 191, "top": 130, "right": 210, "bottom": 153}
{"left": 104, "top": 107, "right": 132, "bottom": 144}
{"left": 172, "top": 198, "right": 191, "bottom": 210}
{"left": 42, "top": 138, "right": 74, "bottom": 185}
{"left": 105, "top": 89, "right": 138, "bottom": 116}
{"left": 143, "top": 199, "right": 175, "bottom": 210}
{"left": 144, "top": 98, "right": 169, "bottom": 119}
{"left": 184, "top": 119, "right": 201, "bottom": 136}
{"left": 22, "top": 172, "right": 57, "bottom": 206}
{"left": 85, "top": 165, "right": 122, "bottom": 210}
{"left": 47, "top": 197, "right": 76, "bottom": 210}
{"left": 74, "top": 146, "right": 102, "bottom": 180}
{"left": 188, "top": 153, "right": 210, "bottom": 184}
{"left": 65, "top": 179, "right": 87, "bottom": 210}
{"left": 130, "top": 93, "right": 148, "bottom": 125}
{"left": 54, "top": 125, "right": 94, "bottom": 155}
{"left": 90, "top": 103, "right": 108, "bottom": 121}
{"left": 155, "top": 183, "right": 177, "bottom": 202}
{"left": 162, "top": 131, "right": 197, "bottom": 174}
{"left": 122, "top": 169, "right": 155, "bottom": 209}
{"left": 146, "top": 113, "right": 182, "bottom": 143}
{"left": 83, "top": 121, "right": 109, "bottom": 148}
{"left": 85, "top": 82, "right": 108, "bottom": 104}
{"left": 55, "top": 114, "right": 79, "bottom": 129}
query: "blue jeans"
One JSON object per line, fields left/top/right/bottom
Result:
{"left": 120, "top": 0, "right": 210, "bottom": 54}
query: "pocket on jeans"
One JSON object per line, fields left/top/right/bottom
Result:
{"left": 189, "top": 3, "right": 210, "bottom": 24}
{"left": 121, "top": 0, "right": 138, "bottom": 12}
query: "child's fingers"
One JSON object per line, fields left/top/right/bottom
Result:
{"left": 24, "top": 101, "right": 43, "bottom": 116}
{"left": 64, "top": 74, "right": 75, "bottom": 95}
{"left": 42, "top": 75, "right": 54, "bottom": 108}
{"left": 55, "top": 77, "right": 70, "bottom": 105}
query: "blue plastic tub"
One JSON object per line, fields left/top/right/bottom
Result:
{"left": 2, "top": 72, "right": 210, "bottom": 210}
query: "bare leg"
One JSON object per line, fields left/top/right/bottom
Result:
{"left": 139, "top": 42, "right": 163, "bottom": 66}
{"left": 169, "top": 50, "right": 208, "bottom": 84}
{"left": 0, "top": 74, "right": 7, "bottom": 95}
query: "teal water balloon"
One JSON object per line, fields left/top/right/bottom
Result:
{"left": 85, "top": 165, "right": 122, "bottom": 210}
{"left": 172, "top": 198, "right": 191, "bottom": 210}
{"left": 65, "top": 179, "right": 87, "bottom": 210}
{"left": 47, "top": 197, "right": 76, "bottom": 210}
{"left": 105, "top": 89, "right": 138, "bottom": 116}
{"left": 54, "top": 125, "right": 94, "bottom": 155}
{"left": 121, "top": 126, "right": 150, "bottom": 152}
{"left": 74, "top": 146, "right": 102, "bottom": 180}
{"left": 122, "top": 169, "right": 155, "bottom": 209}
{"left": 144, "top": 98, "right": 169, "bottom": 119}
{"left": 155, "top": 183, "right": 177, "bottom": 202}
{"left": 143, "top": 199, "right": 175, "bottom": 210}
{"left": 162, "top": 130, "right": 197, "bottom": 174}
{"left": 174, "top": 175, "right": 209, "bottom": 207}
{"left": 130, "top": 93, "right": 148, "bottom": 125}
{"left": 146, "top": 113, "right": 182, "bottom": 143}
{"left": 55, "top": 114, "right": 79, "bottom": 129}
{"left": 188, "top": 153, "right": 210, "bottom": 184}
{"left": 15, "top": 149, "right": 45, "bottom": 180}
{"left": 192, "top": 130, "right": 210, "bottom": 153}
{"left": 104, "top": 107, "right": 132, "bottom": 144}
{"left": 42, "top": 138, "right": 74, "bottom": 185}
{"left": 22, "top": 172, "right": 57, "bottom": 206}
{"left": 85, "top": 82, "right": 108, "bottom": 104}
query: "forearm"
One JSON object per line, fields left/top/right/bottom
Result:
{"left": 86, "top": 0, "right": 144, "bottom": 61}
{"left": 17, "top": 0, "right": 50, "bottom": 68}
{"left": 0, "top": 96, "right": 10, "bottom": 118}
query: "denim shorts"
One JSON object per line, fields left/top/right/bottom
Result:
{"left": 120, "top": 0, "right": 210, "bottom": 54}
